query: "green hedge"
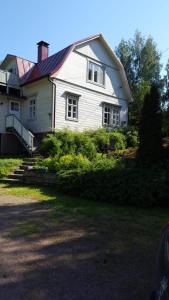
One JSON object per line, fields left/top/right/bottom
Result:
{"left": 54, "top": 163, "right": 169, "bottom": 208}
{"left": 39, "top": 153, "right": 121, "bottom": 173}
{"left": 40, "top": 128, "right": 135, "bottom": 158}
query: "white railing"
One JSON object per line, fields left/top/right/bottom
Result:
{"left": 0, "top": 70, "right": 19, "bottom": 87}
{"left": 6, "top": 115, "right": 34, "bottom": 153}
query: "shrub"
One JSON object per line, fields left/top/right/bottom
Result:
{"left": 54, "top": 129, "right": 76, "bottom": 156}
{"left": 109, "top": 131, "right": 126, "bottom": 150}
{"left": 58, "top": 154, "right": 91, "bottom": 171}
{"left": 74, "top": 132, "right": 97, "bottom": 160}
{"left": 40, "top": 129, "right": 97, "bottom": 160}
{"left": 92, "top": 154, "right": 122, "bottom": 170}
{"left": 86, "top": 128, "right": 110, "bottom": 151}
{"left": 85, "top": 128, "right": 127, "bottom": 151}
{"left": 40, "top": 134, "right": 61, "bottom": 157}
{"left": 125, "top": 128, "right": 139, "bottom": 147}
{"left": 40, "top": 154, "right": 91, "bottom": 173}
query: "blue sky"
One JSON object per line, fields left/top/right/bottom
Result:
{"left": 1, "top": 0, "right": 169, "bottom": 74}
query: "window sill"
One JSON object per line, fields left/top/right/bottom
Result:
{"left": 65, "top": 117, "right": 79, "bottom": 122}
{"left": 87, "top": 79, "right": 105, "bottom": 89}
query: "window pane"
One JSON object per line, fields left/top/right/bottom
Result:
{"left": 99, "top": 67, "right": 104, "bottom": 84}
{"left": 88, "top": 63, "right": 92, "bottom": 81}
{"left": 94, "top": 70, "right": 98, "bottom": 82}
{"left": 88, "top": 62, "right": 104, "bottom": 85}
{"left": 29, "top": 99, "right": 36, "bottom": 119}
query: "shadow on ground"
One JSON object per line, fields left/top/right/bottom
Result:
{"left": 0, "top": 183, "right": 160, "bottom": 300}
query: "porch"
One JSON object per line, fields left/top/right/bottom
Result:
{"left": 0, "top": 69, "right": 21, "bottom": 97}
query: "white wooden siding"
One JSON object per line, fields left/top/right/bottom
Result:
{"left": 22, "top": 78, "right": 53, "bottom": 133}
{"left": 54, "top": 79, "right": 128, "bottom": 131}
{"left": 0, "top": 96, "right": 9, "bottom": 133}
{"left": 56, "top": 40, "right": 128, "bottom": 101}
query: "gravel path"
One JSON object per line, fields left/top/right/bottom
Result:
{"left": 0, "top": 195, "right": 156, "bottom": 300}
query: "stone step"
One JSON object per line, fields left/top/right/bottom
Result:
{"left": 8, "top": 174, "right": 24, "bottom": 180}
{"left": 22, "top": 161, "right": 36, "bottom": 166}
{"left": 23, "top": 158, "right": 37, "bottom": 163}
{"left": 0, "top": 178, "right": 23, "bottom": 184}
{"left": 20, "top": 165, "right": 34, "bottom": 170}
{"left": 14, "top": 169, "right": 25, "bottom": 174}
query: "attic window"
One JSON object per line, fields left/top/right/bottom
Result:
{"left": 88, "top": 61, "right": 105, "bottom": 86}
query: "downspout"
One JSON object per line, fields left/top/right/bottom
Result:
{"left": 48, "top": 76, "right": 56, "bottom": 131}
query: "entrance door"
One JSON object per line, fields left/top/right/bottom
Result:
{"left": 9, "top": 101, "right": 20, "bottom": 119}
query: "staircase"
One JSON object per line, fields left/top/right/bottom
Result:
{"left": 2, "top": 158, "right": 37, "bottom": 184}
{"left": 6, "top": 114, "right": 35, "bottom": 155}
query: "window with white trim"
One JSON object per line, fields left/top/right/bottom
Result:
{"left": 88, "top": 61, "right": 104, "bottom": 86}
{"left": 103, "top": 104, "right": 120, "bottom": 127}
{"left": 29, "top": 99, "right": 36, "bottom": 120}
{"left": 66, "top": 95, "right": 78, "bottom": 120}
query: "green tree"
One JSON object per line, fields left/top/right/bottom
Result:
{"left": 115, "top": 31, "right": 161, "bottom": 126}
{"left": 137, "top": 84, "right": 162, "bottom": 166}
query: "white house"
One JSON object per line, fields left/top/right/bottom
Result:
{"left": 0, "top": 33, "right": 132, "bottom": 154}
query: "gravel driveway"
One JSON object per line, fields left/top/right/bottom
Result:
{"left": 0, "top": 195, "right": 156, "bottom": 300}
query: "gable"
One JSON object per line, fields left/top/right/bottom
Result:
{"left": 75, "top": 39, "right": 117, "bottom": 69}
{"left": 1, "top": 56, "right": 18, "bottom": 74}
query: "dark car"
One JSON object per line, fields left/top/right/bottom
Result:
{"left": 151, "top": 222, "right": 169, "bottom": 300}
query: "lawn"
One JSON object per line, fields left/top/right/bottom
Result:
{"left": 0, "top": 182, "right": 168, "bottom": 299}
{"left": 0, "top": 157, "right": 23, "bottom": 178}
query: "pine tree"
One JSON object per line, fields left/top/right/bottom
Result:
{"left": 137, "top": 84, "right": 162, "bottom": 166}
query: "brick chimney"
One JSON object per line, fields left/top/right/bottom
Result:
{"left": 37, "top": 41, "right": 49, "bottom": 63}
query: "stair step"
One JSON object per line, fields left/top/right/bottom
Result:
{"left": 14, "top": 169, "right": 25, "bottom": 174}
{"left": 19, "top": 165, "right": 34, "bottom": 171}
{"left": 23, "top": 159, "right": 37, "bottom": 163}
{"left": 8, "top": 174, "right": 24, "bottom": 180}
{"left": 22, "top": 161, "right": 36, "bottom": 166}
{"left": 0, "top": 178, "right": 23, "bottom": 184}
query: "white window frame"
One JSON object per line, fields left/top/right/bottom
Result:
{"left": 103, "top": 104, "right": 120, "bottom": 127}
{"left": 66, "top": 95, "right": 79, "bottom": 121}
{"left": 87, "top": 60, "right": 105, "bottom": 87}
{"left": 28, "top": 98, "right": 36, "bottom": 120}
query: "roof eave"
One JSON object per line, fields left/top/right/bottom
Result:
{"left": 20, "top": 74, "right": 48, "bottom": 86}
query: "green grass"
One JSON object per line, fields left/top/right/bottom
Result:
{"left": 0, "top": 183, "right": 168, "bottom": 234}
{"left": 0, "top": 158, "right": 23, "bottom": 178}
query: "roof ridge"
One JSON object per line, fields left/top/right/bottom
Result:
{"left": 7, "top": 54, "right": 36, "bottom": 64}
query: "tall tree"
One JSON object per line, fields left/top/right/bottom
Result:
{"left": 161, "top": 60, "right": 169, "bottom": 136}
{"left": 115, "top": 31, "right": 161, "bottom": 126}
{"left": 137, "top": 84, "right": 162, "bottom": 166}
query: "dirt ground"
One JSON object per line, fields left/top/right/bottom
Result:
{"left": 0, "top": 195, "right": 157, "bottom": 300}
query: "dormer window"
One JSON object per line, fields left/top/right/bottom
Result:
{"left": 88, "top": 61, "right": 105, "bottom": 86}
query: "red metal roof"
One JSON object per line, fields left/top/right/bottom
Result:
{"left": 20, "top": 34, "right": 101, "bottom": 86}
